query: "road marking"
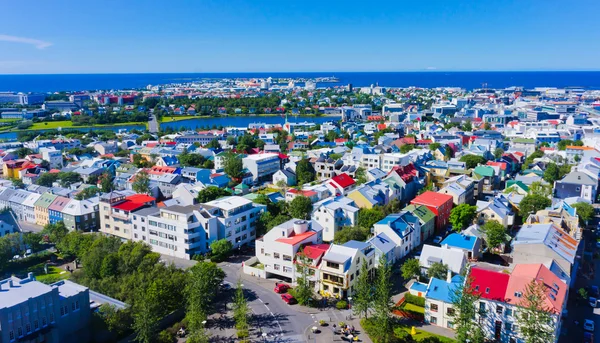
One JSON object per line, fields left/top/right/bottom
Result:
{"left": 259, "top": 299, "right": 263, "bottom": 303}
{"left": 269, "top": 311, "right": 284, "bottom": 334}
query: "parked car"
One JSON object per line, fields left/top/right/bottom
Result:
{"left": 281, "top": 293, "right": 297, "bottom": 305}
{"left": 590, "top": 297, "right": 597, "bottom": 308}
{"left": 584, "top": 332, "right": 594, "bottom": 343}
{"left": 274, "top": 283, "right": 290, "bottom": 294}
{"left": 591, "top": 285, "right": 599, "bottom": 297}
{"left": 584, "top": 319, "right": 595, "bottom": 332}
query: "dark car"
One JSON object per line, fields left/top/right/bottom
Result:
{"left": 281, "top": 293, "right": 297, "bottom": 305}
{"left": 584, "top": 332, "right": 594, "bottom": 343}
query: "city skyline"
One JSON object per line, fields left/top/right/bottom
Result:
{"left": 1, "top": 0, "right": 600, "bottom": 74}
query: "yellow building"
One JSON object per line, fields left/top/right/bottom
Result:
{"left": 34, "top": 192, "right": 58, "bottom": 226}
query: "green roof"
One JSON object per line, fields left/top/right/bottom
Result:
{"left": 404, "top": 204, "right": 435, "bottom": 224}
{"left": 506, "top": 180, "right": 529, "bottom": 192}
{"left": 522, "top": 169, "right": 544, "bottom": 177}
{"left": 235, "top": 183, "right": 250, "bottom": 189}
{"left": 511, "top": 138, "right": 535, "bottom": 144}
{"left": 34, "top": 193, "right": 58, "bottom": 209}
{"left": 473, "top": 165, "right": 495, "bottom": 177}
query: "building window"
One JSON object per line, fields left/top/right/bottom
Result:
{"left": 446, "top": 307, "right": 455, "bottom": 316}
{"left": 326, "top": 262, "right": 340, "bottom": 269}
{"left": 430, "top": 316, "right": 437, "bottom": 324}
{"left": 34, "top": 320, "right": 39, "bottom": 330}
{"left": 26, "top": 323, "right": 31, "bottom": 333}
{"left": 9, "top": 331, "right": 14, "bottom": 340}
{"left": 505, "top": 308, "right": 512, "bottom": 316}
{"left": 430, "top": 303, "right": 438, "bottom": 312}
{"left": 42, "top": 317, "right": 47, "bottom": 326}
{"left": 274, "top": 253, "right": 280, "bottom": 259}
{"left": 274, "top": 264, "right": 280, "bottom": 271}
{"left": 49, "top": 313, "right": 54, "bottom": 323}
{"left": 505, "top": 322, "right": 512, "bottom": 331}
{"left": 496, "top": 305, "right": 503, "bottom": 314}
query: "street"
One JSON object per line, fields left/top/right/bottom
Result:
{"left": 149, "top": 114, "right": 159, "bottom": 133}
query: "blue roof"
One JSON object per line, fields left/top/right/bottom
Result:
{"left": 410, "top": 282, "right": 428, "bottom": 294}
{"left": 343, "top": 240, "right": 371, "bottom": 250}
{"left": 367, "top": 233, "right": 395, "bottom": 254}
{"left": 426, "top": 275, "right": 464, "bottom": 303}
{"left": 441, "top": 233, "right": 477, "bottom": 251}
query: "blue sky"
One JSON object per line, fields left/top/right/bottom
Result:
{"left": 1, "top": 0, "right": 599, "bottom": 74}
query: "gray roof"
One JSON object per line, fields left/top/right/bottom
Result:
{"left": 560, "top": 171, "right": 597, "bottom": 186}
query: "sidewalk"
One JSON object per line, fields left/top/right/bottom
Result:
{"left": 305, "top": 309, "right": 373, "bottom": 343}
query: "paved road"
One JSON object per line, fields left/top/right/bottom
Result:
{"left": 149, "top": 114, "right": 159, "bottom": 133}
{"left": 19, "top": 221, "right": 44, "bottom": 233}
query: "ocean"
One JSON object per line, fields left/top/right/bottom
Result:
{"left": 1, "top": 71, "right": 600, "bottom": 93}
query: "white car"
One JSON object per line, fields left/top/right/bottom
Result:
{"left": 584, "top": 319, "right": 595, "bottom": 332}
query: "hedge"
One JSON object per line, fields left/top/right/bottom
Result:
{"left": 405, "top": 293, "right": 425, "bottom": 307}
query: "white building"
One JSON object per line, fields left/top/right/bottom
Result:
{"left": 372, "top": 212, "right": 421, "bottom": 263}
{"left": 419, "top": 244, "right": 467, "bottom": 276}
{"left": 40, "top": 147, "right": 63, "bottom": 169}
{"left": 254, "top": 219, "right": 322, "bottom": 281}
{"left": 242, "top": 153, "right": 280, "bottom": 184}
{"left": 311, "top": 196, "right": 359, "bottom": 242}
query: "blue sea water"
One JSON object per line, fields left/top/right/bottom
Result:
{"left": 1, "top": 71, "right": 600, "bottom": 93}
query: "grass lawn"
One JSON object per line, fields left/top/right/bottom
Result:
{"left": 26, "top": 263, "right": 70, "bottom": 284}
{"left": 21, "top": 121, "right": 148, "bottom": 131}
{"left": 0, "top": 118, "right": 19, "bottom": 123}
{"left": 160, "top": 116, "right": 199, "bottom": 123}
{"left": 397, "top": 324, "right": 455, "bottom": 343}
{"left": 401, "top": 302, "right": 425, "bottom": 314}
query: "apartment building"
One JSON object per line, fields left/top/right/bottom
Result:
{"left": 34, "top": 193, "right": 58, "bottom": 226}
{"left": 242, "top": 153, "right": 280, "bottom": 184}
{"left": 314, "top": 156, "right": 342, "bottom": 180}
{"left": 0, "top": 275, "right": 91, "bottom": 343}
{"left": 203, "top": 196, "right": 265, "bottom": 249}
{"left": 99, "top": 192, "right": 156, "bottom": 241}
{"left": 255, "top": 219, "right": 322, "bottom": 281}
{"left": 62, "top": 198, "right": 100, "bottom": 232}
{"left": 39, "top": 148, "right": 63, "bottom": 169}
{"left": 372, "top": 211, "right": 421, "bottom": 263}
{"left": 132, "top": 204, "right": 219, "bottom": 259}
{"left": 319, "top": 241, "right": 375, "bottom": 298}
{"left": 312, "top": 196, "right": 359, "bottom": 242}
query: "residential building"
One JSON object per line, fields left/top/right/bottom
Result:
{"left": 40, "top": 148, "right": 63, "bottom": 169}
{"left": 404, "top": 204, "right": 436, "bottom": 242}
{"left": 203, "top": 196, "right": 265, "bottom": 249}
{"left": 242, "top": 153, "right": 280, "bottom": 184}
{"left": 554, "top": 171, "right": 598, "bottom": 203}
{"left": 0, "top": 275, "right": 91, "bottom": 343}
{"left": 440, "top": 233, "right": 482, "bottom": 260}
{"left": 410, "top": 191, "right": 453, "bottom": 233}
{"left": 424, "top": 274, "right": 464, "bottom": 329}
{"left": 419, "top": 244, "right": 467, "bottom": 275}
{"left": 372, "top": 212, "right": 421, "bottom": 263}
{"left": 318, "top": 241, "right": 375, "bottom": 298}
{"left": 99, "top": 192, "right": 156, "bottom": 241}
{"left": 48, "top": 196, "right": 71, "bottom": 225}
{"left": 34, "top": 192, "right": 58, "bottom": 226}
{"left": 476, "top": 196, "right": 515, "bottom": 228}
{"left": 312, "top": 196, "right": 359, "bottom": 242}
{"left": 314, "top": 156, "right": 343, "bottom": 180}
{"left": 326, "top": 173, "right": 357, "bottom": 196}
{"left": 62, "top": 198, "right": 100, "bottom": 232}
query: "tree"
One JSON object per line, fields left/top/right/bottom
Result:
{"left": 483, "top": 122, "right": 491, "bottom": 130}
{"left": 100, "top": 172, "right": 114, "bottom": 193}
{"left": 355, "top": 167, "right": 367, "bottom": 185}
{"left": 400, "top": 144, "right": 415, "bottom": 153}
{"left": 99, "top": 305, "right": 132, "bottom": 338}
{"left": 333, "top": 226, "right": 370, "bottom": 244}
{"left": 459, "top": 155, "right": 487, "bottom": 169}
{"left": 450, "top": 275, "right": 484, "bottom": 343}
{"left": 42, "top": 222, "right": 68, "bottom": 244}
{"left": 10, "top": 178, "right": 24, "bottom": 189}
{"left": 58, "top": 171, "right": 82, "bottom": 187}
{"left": 400, "top": 258, "right": 421, "bottom": 281}
{"left": 232, "top": 280, "right": 249, "bottom": 337}
{"left": 519, "top": 194, "right": 551, "bottom": 216}
{"left": 296, "top": 158, "right": 316, "bottom": 185}
{"left": 75, "top": 187, "right": 100, "bottom": 200}
{"left": 449, "top": 204, "right": 477, "bottom": 231}
{"left": 36, "top": 172, "right": 60, "bottom": 187}
{"left": 462, "top": 121, "right": 473, "bottom": 132}
{"left": 294, "top": 248, "right": 315, "bottom": 306}
{"left": 427, "top": 262, "right": 448, "bottom": 280}
{"left": 444, "top": 145, "right": 453, "bottom": 160}
{"left": 543, "top": 163, "right": 559, "bottom": 183}
{"left": 132, "top": 170, "right": 151, "bottom": 194}
{"left": 289, "top": 196, "right": 312, "bottom": 220}
{"left": 357, "top": 207, "right": 386, "bottom": 230}
{"left": 179, "top": 153, "right": 206, "bottom": 168}
{"left": 572, "top": 202, "right": 594, "bottom": 226}
{"left": 353, "top": 261, "right": 373, "bottom": 319}
{"left": 529, "top": 181, "right": 552, "bottom": 198}
{"left": 429, "top": 143, "right": 442, "bottom": 151}
{"left": 223, "top": 152, "right": 244, "bottom": 180}
{"left": 185, "top": 262, "right": 224, "bottom": 342}
{"left": 517, "top": 279, "right": 555, "bottom": 343}
{"left": 493, "top": 147, "right": 504, "bottom": 160}
{"left": 482, "top": 221, "right": 507, "bottom": 252}
{"left": 206, "top": 138, "right": 221, "bottom": 149}
{"left": 132, "top": 282, "right": 161, "bottom": 343}
{"left": 557, "top": 140, "right": 574, "bottom": 151}
{"left": 16, "top": 147, "right": 33, "bottom": 158}
{"left": 210, "top": 239, "right": 233, "bottom": 259}
{"left": 372, "top": 255, "right": 394, "bottom": 343}
{"left": 196, "top": 186, "right": 230, "bottom": 203}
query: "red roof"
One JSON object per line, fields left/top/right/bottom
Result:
{"left": 334, "top": 138, "right": 348, "bottom": 143}
{"left": 389, "top": 163, "right": 418, "bottom": 182}
{"left": 410, "top": 191, "right": 453, "bottom": 208}
{"left": 48, "top": 169, "right": 61, "bottom": 174}
{"left": 486, "top": 161, "right": 507, "bottom": 170}
{"left": 470, "top": 267, "right": 510, "bottom": 302}
{"left": 113, "top": 200, "right": 147, "bottom": 212}
{"left": 300, "top": 244, "right": 330, "bottom": 260}
{"left": 275, "top": 230, "right": 317, "bottom": 245}
{"left": 377, "top": 123, "right": 387, "bottom": 130}
{"left": 401, "top": 137, "right": 416, "bottom": 145}
{"left": 288, "top": 189, "right": 317, "bottom": 197}
{"left": 417, "top": 139, "right": 433, "bottom": 144}
{"left": 331, "top": 173, "right": 356, "bottom": 188}
{"left": 126, "top": 194, "right": 155, "bottom": 203}
{"left": 278, "top": 153, "right": 289, "bottom": 159}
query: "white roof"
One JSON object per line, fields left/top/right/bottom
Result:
{"left": 205, "top": 196, "right": 252, "bottom": 210}
{"left": 243, "top": 153, "right": 279, "bottom": 161}
{"left": 0, "top": 277, "right": 53, "bottom": 309}
{"left": 419, "top": 244, "right": 467, "bottom": 275}
{"left": 22, "top": 192, "right": 41, "bottom": 207}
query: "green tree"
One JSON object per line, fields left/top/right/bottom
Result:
{"left": 98, "top": 305, "right": 132, "bottom": 338}
{"left": 132, "top": 170, "right": 151, "bottom": 194}
{"left": 296, "top": 158, "right": 316, "bottom": 185}
{"left": 223, "top": 152, "right": 244, "bottom": 180}
{"left": 100, "top": 253, "right": 119, "bottom": 278}
{"left": 450, "top": 275, "right": 485, "bottom": 343}
{"left": 196, "top": 186, "right": 230, "bottom": 203}
{"left": 206, "top": 138, "right": 221, "bottom": 149}
{"left": 462, "top": 121, "right": 473, "bottom": 132}
{"left": 132, "top": 282, "right": 161, "bottom": 343}
{"left": 179, "top": 153, "right": 206, "bottom": 168}
{"left": 427, "top": 262, "right": 448, "bottom": 280}
{"left": 493, "top": 147, "right": 505, "bottom": 160}
{"left": 482, "top": 221, "right": 507, "bottom": 252}
{"left": 483, "top": 122, "right": 491, "bottom": 130}
{"left": 572, "top": 202, "right": 594, "bottom": 226}
{"left": 289, "top": 196, "right": 312, "bottom": 220}
{"left": 42, "top": 222, "right": 68, "bottom": 244}
{"left": 36, "top": 172, "right": 60, "bottom": 187}
{"left": 557, "top": 140, "right": 574, "bottom": 151}
{"left": 10, "top": 178, "right": 24, "bottom": 189}
{"left": 233, "top": 280, "right": 249, "bottom": 335}
{"left": 459, "top": 155, "right": 487, "bottom": 169}
{"left": 75, "top": 186, "right": 100, "bottom": 200}
{"left": 210, "top": 239, "right": 233, "bottom": 259}
{"left": 400, "top": 144, "right": 415, "bottom": 153}
{"left": 400, "top": 258, "right": 421, "bottom": 281}
{"left": 429, "top": 143, "right": 442, "bottom": 151}
{"left": 355, "top": 167, "right": 367, "bottom": 185}
{"left": 294, "top": 248, "right": 315, "bottom": 306}
{"left": 529, "top": 181, "right": 552, "bottom": 198}
{"left": 517, "top": 279, "right": 555, "bottom": 343}
{"left": 519, "top": 194, "right": 551, "bottom": 216}
{"left": 357, "top": 207, "right": 386, "bottom": 230}
{"left": 333, "top": 226, "right": 370, "bottom": 244}
{"left": 449, "top": 204, "right": 477, "bottom": 231}
{"left": 372, "top": 255, "right": 394, "bottom": 343}
{"left": 353, "top": 261, "right": 373, "bottom": 319}
{"left": 185, "top": 262, "right": 224, "bottom": 341}
{"left": 58, "top": 171, "right": 82, "bottom": 187}
{"left": 99, "top": 172, "right": 114, "bottom": 193}
{"left": 543, "top": 163, "right": 559, "bottom": 183}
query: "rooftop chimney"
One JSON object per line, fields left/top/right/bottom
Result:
{"left": 28, "top": 272, "right": 34, "bottom": 281}
{"left": 446, "top": 269, "right": 452, "bottom": 283}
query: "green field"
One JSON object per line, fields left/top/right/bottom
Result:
{"left": 401, "top": 302, "right": 425, "bottom": 314}
{"left": 26, "top": 264, "right": 70, "bottom": 285}
{"left": 0, "top": 118, "right": 19, "bottom": 123}
{"left": 397, "top": 325, "right": 455, "bottom": 342}
{"left": 21, "top": 121, "right": 148, "bottom": 131}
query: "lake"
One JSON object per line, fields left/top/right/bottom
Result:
{"left": 0, "top": 115, "right": 340, "bottom": 140}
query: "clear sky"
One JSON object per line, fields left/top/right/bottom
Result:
{"left": 1, "top": 0, "right": 599, "bottom": 74}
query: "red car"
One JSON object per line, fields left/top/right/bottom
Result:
{"left": 281, "top": 293, "right": 297, "bottom": 305}
{"left": 274, "top": 283, "right": 290, "bottom": 294}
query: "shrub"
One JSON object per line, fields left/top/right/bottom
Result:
{"left": 336, "top": 300, "right": 348, "bottom": 310}
{"left": 156, "top": 330, "right": 176, "bottom": 343}
{"left": 405, "top": 293, "right": 425, "bottom": 307}
{"left": 237, "top": 329, "right": 249, "bottom": 339}
{"left": 393, "top": 327, "right": 414, "bottom": 342}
